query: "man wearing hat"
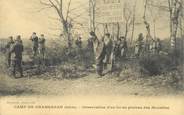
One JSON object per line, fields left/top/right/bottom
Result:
{"left": 103, "top": 33, "right": 113, "bottom": 69}
{"left": 111, "top": 37, "right": 122, "bottom": 72}
{"left": 119, "top": 36, "right": 128, "bottom": 58}
{"left": 135, "top": 33, "right": 144, "bottom": 57}
{"left": 30, "top": 32, "right": 39, "bottom": 57}
{"left": 11, "top": 35, "right": 24, "bottom": 78}
{"left": 38, "top": 34, "right": 46, "bottom": 60}
{"left": 90, "top": 31, "right": 106, "bottom": 76}
{"left": 75, "top": 36, "right": 82, "bottom": 49}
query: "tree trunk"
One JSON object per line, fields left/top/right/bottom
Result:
{"left": 130, "top": 14, "right": 135, "bottom": 46}
{"left": 169, "top": 0, "right": 182, "bottom": 51}
{"left": 125, "top": 23, "right": 128, "bottom": 39}
{"left": 63, "top": 21, "right": 72, "bottom": 48}
{"left": 153, "top": 20, "right": 156, "bottom": 39}
{"left": 117, "top": 22, "right": 120, "bottom": 39}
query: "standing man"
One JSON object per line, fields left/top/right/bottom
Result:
{"left": 86, "top": 33, "right": 95, "bottom": 68}
{"left": 11, "top": 35, "right": 24, "bottom": 78}
{"left": 150, "top": 39, "right": 156, "bottom": 54}
{"left": 30, "top": 32, "right": 39, "bottom": 57}
{"left": 119, "top": 36, "right": 128, "bottom": 58}
{"left": 90, "top": 31, "right": 106, "bottom": 76}
{"left": 103, "top": 33, "right": 113, "bottom": 69}
{"left": 75, "top": 36, "right": 82, "bottom": 49}
{"left": 111, "top": 37, "right": 122, "bottom": 72}
{"left": 155, "top": 38, "right": 161, "bottom": 54}
{"left": 135, "top": 33, "right": 144, "bottom": 58}
{"left": 75, "top": 36, "right": 83, "bottom": 60}
{"left": 38, "top": 34, "right": 46, "bottom": 60}
{"left": 5, "top": 36, "right": 15, "bottom": 67}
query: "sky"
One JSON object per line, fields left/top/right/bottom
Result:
{"left": 0, "top": 0, "right": 170, "bottom": 39}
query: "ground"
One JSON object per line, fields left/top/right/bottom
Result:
{"left": 0, "top": 46, "right": 184, "bottom": 97}
{"left": 0, "top": 67, "right": 183, "bottom": 97}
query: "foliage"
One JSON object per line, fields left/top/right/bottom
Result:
{"left": 139, "top": 54, "right": 173, "bottom": 75}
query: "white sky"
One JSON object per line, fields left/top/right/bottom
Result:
{"left": 0, "top": 0, "right": 170, "bottom": 39}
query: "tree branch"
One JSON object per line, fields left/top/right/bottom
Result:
{"left": 66, "top": 0, "right": 72, "bottom": 22}
{"left": 40, "top": 0, "right": 53, "bottom": 6}
{"left": 36, "top": 6, "right": 53, "bottom": 12}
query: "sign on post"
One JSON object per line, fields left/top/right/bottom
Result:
{"left": 95, "top": 0, "right": 124, "bottom": 23}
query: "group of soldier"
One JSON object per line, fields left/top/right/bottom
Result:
{"left": 134, "top": 33, "right": 162, "bottom": 57}
{"left": 4, "top": 31, "right": 161, "bottom": 78}
{"left": 87, "top": 32, "right": 127, "bottom": 76}
{"left": 5, "top": 32, "right": 46, "bottom": 78}
{"left": 87, "top": 31, "right": 162, "bottom": 76}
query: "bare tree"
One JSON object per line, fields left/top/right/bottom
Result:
{"left": 89, "top": 0, "right": 96, "bottom": 33}
{"left": 146, "top": 0, "right": 183, "bottom": 51}
{"left": 148, "top": 0, "right": 162, "bottom": 39}
{"left": 168, "top": 0, "right": 182, "bottom": 50}
{"left": 143, "top": 0, "right": 152, "bottom": 40}
{"left": 130, "top": 0, "right": 137, "bottom": 46}
{"left": 123, "top": 2, "right": 133, "bottom": 39}
{"left": 40, "top": 0, "right": 73, "bottom": 48}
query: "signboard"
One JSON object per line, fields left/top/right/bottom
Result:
{"left": 95, "top": 0, "right": 124, "bottom": 23}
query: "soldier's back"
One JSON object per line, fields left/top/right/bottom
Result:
{"left": 13, "top": 43, "right": 24, "bottom": 59}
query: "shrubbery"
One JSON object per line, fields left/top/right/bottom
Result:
{"left": 139, "top": 53, "right": 182, "bottom": 76}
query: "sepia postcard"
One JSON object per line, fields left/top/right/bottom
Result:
{"left": 0, "top": 0, "right": 184, "bottom": 115}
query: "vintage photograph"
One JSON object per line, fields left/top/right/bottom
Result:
{"left": 0, "top": 0, "right": 184, "bottom": 98}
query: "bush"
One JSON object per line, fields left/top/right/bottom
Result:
{"left": 139, "top": 54, "right": 174, "bottom": 76}
{"left": 43, "top": 40, "right": 94, "bottom": 67}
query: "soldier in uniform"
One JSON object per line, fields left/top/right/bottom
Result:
{"left": 150, "top": 39, "right": 157, "bottom": 54}
{"left": 103, "top": 33, "right": 113, "bottom": 69}
{"left": 135, "top": 33, "right": 144, "bottom": 57}
{"left": 119, "top": 36, "right": 128, "bottom": 58}
{"left": 85, "top": 33, "right": 95, "bottom": 68}
{"left": 110, "top": 36, "right": 127, "bottom": 72}
{"left": 5, "top": 36, "right": 15, "bottom": 67}
{"left": 90, "top": 31, "right": 106, "bottom": 76}
{"left": 111, "top": 37, "right": 121, "bottom": 72}
{"left": 87, "top": 35, "right": 94, "bottom": 50}
{"left": 30, "top": 32, "right": 39, "bottom": 57}
{"left": 11, "top": 35, "right": 24, "bottom": 78}
{"left": 38, "top": 34, "right": 46, "bottom": 60}
{"left": 75, "top": 36, "right": 83, "bottom": 60}
{"left": 75, "top": 36, "right": 82, "bottom": 49}
{"left": 155, "top": 38, "right": 161, "bottom": 54}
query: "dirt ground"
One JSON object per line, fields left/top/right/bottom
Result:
{"left": 0, "top": 70, "right": 184, "bottom": 97}
{"left": 0, "top": 51, "right": 183, "bottom": 97}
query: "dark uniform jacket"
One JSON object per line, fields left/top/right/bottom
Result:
{"left": 30, "top": 36, "right": 39, "bottom": 48}
{"left": 6, "top": 40, "right": 14, "bottom": 52}
{"left": 11, "top": 42, "right": 24, "bottom": 60}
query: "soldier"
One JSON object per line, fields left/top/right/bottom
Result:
{"left": 135, "top": 33, "right": 144, "bottom": 57}
{"left": 150, "top": 39, "right": 157, "bottom": 54}
{"left": 75, "top": 36, "right": 82, "bottom": 49}
{"left": 75, "top": 36, "right": 82, "bottom": 60}
{"left": 30, "top": 32, "right": 39, "bottom": 57}
{"left": 103, "top": 33, "right": 113, "bottom": 69}
{"left": 11, "top": 35, "right": 24, "bottom": 78}
{"left": 38, "top": 34, "right": 46, "bottom": 60}
{"left": 155, "top": 38, "right": 161, "bottom": 54}
{"left": 87, "top": 35, "right": 94, "bottom": 50}
{"left": 111, "top": 37, "right": 121, "bottom": 72}
{"left": 85, "top": 33, "right": 95, "bottom": 68}
{"left": 119, "top": 36, "right": 128, "bottom": 58}
{"left": 5, "top": 36, "right": 15, "bottom": 67}
{"left": 90, "top": 31, "right": 106, "bottom": 76}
